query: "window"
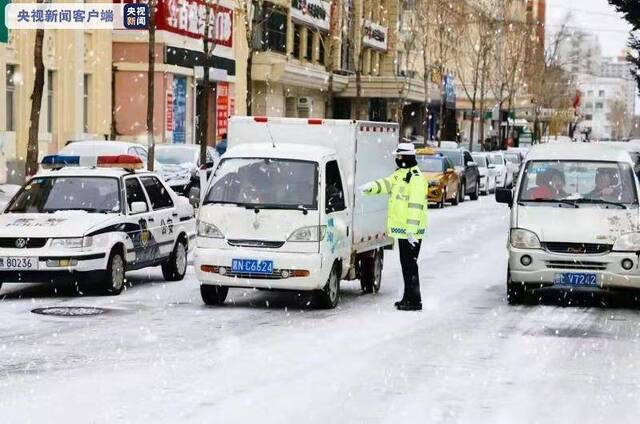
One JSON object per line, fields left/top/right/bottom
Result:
{"left": 319, "top": 35, "right": 326, "bottom": 65}
{"left": 140, "top": 176, "right": 174, "bottom": 209}
{"left": 325, "top": 160, "right": 346, "bottom": 213}
{"left": 587, "top": 90, "right": 593, "bottom": 97}
{"left": 125, "top": 177, "right": 148, "bottom": 213}
{"left": 596, "top": 102, "right": 603, "bottom": 109}
{"left": 585, "top": 114, "right": 593, "bottom": 120}
{"left": 261, "top": 6, "right": 287, "bottom": 54}
{"left": 83, "top": 73, "right": 90, "bottom": 133}
{"left": 293, "top": 24, "right": 302, "bottom": 59}
{"left": 6, "top": 64, "right": 16, "bottom": 132}
{"left": 47, "top": 70, "right": 55, "bottom": 133}
{"left": 598, "top": 90, "right": 605, "bottom": 97}
{"left": 305, "top": 29, "right": 313, "bottom": 61}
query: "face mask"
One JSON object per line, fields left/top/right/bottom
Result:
{"left": 396, "top": 156, "right": 417, "bottom": 169}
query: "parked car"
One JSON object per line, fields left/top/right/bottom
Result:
{"left": 472, "top": 153, "right": 496, "bottom": 195}
{"left": 417, "top": 154, "right": 460, "bottom": 207}
{"left": 438, "top": 141, "right": 459, "bottom": 149}
{"left": 155, "top": 144, "right": 218, "bottom": 201}
{"left": 60, "top": 140, "right": 149, "bottom": 167}
{"left": 488, "top": 151, "right": 513, "bottom": 188}
{"left": 436, "top": 148, "right": 480, "bottom": 202}
{"left": 504, "top": 151, "right": 524, "bottom": 183}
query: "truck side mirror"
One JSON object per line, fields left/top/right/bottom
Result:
{"left": 495, "top": 188, "right": 513, "bottom": 207}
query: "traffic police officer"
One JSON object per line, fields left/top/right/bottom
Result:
{"left": 362, "top": 143, "right": 428, "bottom": 311}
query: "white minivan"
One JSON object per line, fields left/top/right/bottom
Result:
{"left": 496, "top": 144, "right": 640, "bottom": 304}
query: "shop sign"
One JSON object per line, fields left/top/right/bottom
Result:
{"left": 216, "top": 82, "right": 230, "bottom": 140}
{"left": 362, "top": 20, "right": 387, "bottom": 51}
{"left": 157, "top": 0, "right": 233, "bottom": 47}
{"left": 173, "top": 76, "right": 187, "bottom": 144}
{"left": 291, "top": 0, "right": 330, "bottom": 32}
{"left": 165, "top": 91, "right": 174, "bottom": 142}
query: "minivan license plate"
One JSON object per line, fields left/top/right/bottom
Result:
{"left": 0, "top": 257, "right": 38, "bottom": 270}
{"left": 554, "top": 272, "right": 597, "bottom": 287}
{"left": 232, "top": 259, "right": 274, "bottom": 275}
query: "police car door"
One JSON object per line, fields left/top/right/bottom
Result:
{"left": 139, "top": 175, "right": 176, "bottom": 260}
{"left": 123, "top": 176, "right": 156, "bottom": 265}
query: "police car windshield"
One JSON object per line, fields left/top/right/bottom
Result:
{"left": 204, "top": 158, "right": 318, "bottom": 210}
{"left": 417, "top": 157, "right": 444, "bottom": 172}
{"left": 7, "top": 177, "right": 121, "bottom": 213}
{"left": 156, "top": 146, "right": 198, "bottom": 165}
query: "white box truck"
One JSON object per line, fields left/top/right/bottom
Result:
{"left": 194, "top": 116, "right": 398, "bottom": 308}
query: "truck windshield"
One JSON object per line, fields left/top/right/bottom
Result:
{"left": 518, "top": 161, "right": 638, "bottom": 207}
{"left": 205, "top": 158, "right": 318, "bottom": 210}
{"left": 6, "top": 177, "right": 121, "bottom": 213}
{"left": 417, "top": 157, "right": 444, "bottom": 172}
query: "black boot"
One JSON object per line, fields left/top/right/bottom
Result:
{"left": 397, "top": 302, "right": 422, "bottom": 311}
{"left": 394, "top": 298, "right": 407, "bottom": 307}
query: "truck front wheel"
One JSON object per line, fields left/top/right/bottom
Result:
{"left": 315, "top": 264, "right": 340, "bottom": 309}
{"left": 201, "top": 284, "right": 229, "bottom": 305}
{"left": 361, "top": 250, "right": 383, "bottom": 294}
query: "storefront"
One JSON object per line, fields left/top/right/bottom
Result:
{"left": 113, "top": 0, "right": 238, "bottom": 146}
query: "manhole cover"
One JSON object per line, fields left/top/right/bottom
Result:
{"left": 31, "top": 306, "right": 107, "bottom": 317}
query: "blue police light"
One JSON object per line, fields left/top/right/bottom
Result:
{"left": 41, "top": 155, "right": 81, "bottom": 168}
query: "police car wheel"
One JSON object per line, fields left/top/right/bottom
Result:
{"left": 102, "top": 250, "right": 125, "bottom": 295}
{"left": 201, "top": 284, "right": 228, "bottom": 305}
{"left": 161, "top": 239, "right": 187, "bottom": 281}
{"left": 316, "top": 264, "right": 340, "bottom": 309}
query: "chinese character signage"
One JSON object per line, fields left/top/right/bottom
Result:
{"left": 216, "top": 82, "right": 231, "bottom": 140}
{"left": 173, "top": 76, "right": 187, "bottom": 144}
{"left": 291, "top": 0, "right": 331, "bottom": 32}
{"left": 6, "top": 3, "right": 120, "bottom": 29}
{"left": 157, "top": 0, "right": 233, "bottom": 47}
{"left": 165, "top": 91, "right": 174, "bottom": 142}
{"left": 123, "top": 3, "right": 148, "bottom": 29}
{"left": 362, "top": 20, "right": 387, "bottom": 51}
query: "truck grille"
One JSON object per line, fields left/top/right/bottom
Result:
{"left": 546, "top": 260, "right": 607, "bottom": 271}
{"left": 544, "top": 242, "right": 612, "bottom": 255}
{"left": 0, "top": 238, "right": 48, "bottom": 248}
{"left": 227, "top": 239, "right": 285, "bottom": 249}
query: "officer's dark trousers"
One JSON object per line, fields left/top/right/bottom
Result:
{"left": 398, "top": 238, "right": 422, "bottom": 305}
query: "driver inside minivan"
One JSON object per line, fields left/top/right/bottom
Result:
{"left": 587, "top": 168, "right": 621, "bottom": 201}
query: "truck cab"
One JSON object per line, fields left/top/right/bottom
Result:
{"left": 194, "top": 117, "right": 397, "bottom": 308}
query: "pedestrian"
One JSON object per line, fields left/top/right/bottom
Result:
{"left": 216, "top": 133, "right": 228, "bottom": 156}
{"left": 361, "top": 143, "right": 428, "bottom": 311}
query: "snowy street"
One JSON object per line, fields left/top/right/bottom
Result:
{"left": 1, "top": 196, "right": 639, "bottom": 423}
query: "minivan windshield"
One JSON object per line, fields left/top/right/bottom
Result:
{"left": 518, "top": 161, "right": 638, "bottom": 207}
{"left": 417, "top": 156, "right": 444, "bottom": 172}
{"left": 204, "top": 158, "right": 318, "bottom": 209}
{"left": 7, "top": 177, "right": 121, "bottom": 213}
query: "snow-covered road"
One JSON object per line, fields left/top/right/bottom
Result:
{"left": 2, "top": 196, "right": 640, "bottom": 423}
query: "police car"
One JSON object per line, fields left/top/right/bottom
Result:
{"left": 0, "top": 154, "right": 195, "bottom": 294}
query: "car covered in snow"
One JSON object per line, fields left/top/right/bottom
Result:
{"left": 0, "top": 155, "right": 195, "bottom": 294}
{"left": 497, "top": 144, "right": 640, "bottom": 304}
{"left": 155, "top": 144, "right": 219, "bottom": 199}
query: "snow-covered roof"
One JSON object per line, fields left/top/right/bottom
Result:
{"left": 224, "top": 143, "right": 335, "bottom": 161}
{"left": 526, "top": 143, "right": 633, "bottom": 163}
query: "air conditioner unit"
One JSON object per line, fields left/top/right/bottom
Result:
{"left": 297, "top": 97, "right": 313, "bottom": 111}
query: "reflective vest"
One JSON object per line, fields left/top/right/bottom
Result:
{"left": 366, "top": 166, "right": 428, "bottom": 239}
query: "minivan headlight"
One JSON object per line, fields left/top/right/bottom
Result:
{"left": 51, "top": 237, "right": 92, "bottom": 249}
{"left": 510, "top": 229, "right": 541, "bottom": 249}
{"left": 197, "top": 221, "right": 224, "bottom": 238}
{"left": 288, "top": 226, "right": 327, "bottom": 242}
{"left": 613, "top": 233, "right": 640, "bottom": 251}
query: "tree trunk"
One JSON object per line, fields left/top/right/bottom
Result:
{"left": 246, "top": 53, "right": 253, "bottom": 115}
{"left": 200, "top": 3, "right": 212, "bottom": 166}
{"left": 110, "top": 65, "right": 117, "bottom": 140}
{"left": 468, "top": 101, "right": 476, "bottom": 152}
{"left": 26, "top": 26, "right": 45, "bottom": 177}
{"left": 354, "top": 69, "right": 362, "bottom": 119}
{"left": 146, "top": 0, "right": 157, "bottom": 171}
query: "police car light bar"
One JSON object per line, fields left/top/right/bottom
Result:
{"left": 41, "top": 155, "right": 143, "bottom": 170}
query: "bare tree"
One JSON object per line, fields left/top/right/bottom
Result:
{"left": 147, "top": 0, "right": 157, "bottom": 171}
{"left": 199, "top": 0, "right": 218, "bottom": 166}
{"left": 609, "top": 97, "right": 630, "bottom": 140}
{"left": 26, "top": 0, "right": 45, "bottom": 177}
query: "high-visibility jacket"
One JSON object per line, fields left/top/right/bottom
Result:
{"left": 365, "top": 166, "right": 428, "bottom": 239}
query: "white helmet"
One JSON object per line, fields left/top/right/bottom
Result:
{"left": 392, "top": 143, "right": 416, "bottom": 156}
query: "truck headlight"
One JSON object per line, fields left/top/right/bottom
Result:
{"left": 288, "top": 226, "right": 326, "bottom": 242}
{"left": 510, "top": 229, "right": 541, "bottom": 249}
{"left": 51, "top": 237, "right": 92, "bottom": 249}
{"left": 613, "top": 233, "right": 640, "bottom": 251}
{"left": 197, "top": 221, "right": 224, "bottom": 238}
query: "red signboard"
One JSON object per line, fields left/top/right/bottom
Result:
{"left": 216, "top": 82, "right": 230, "bottom": 139}
{"left": 166, "top": 91, "right": 174, "bottom": 131}
{"left": 156, "top": 0, "right": 233, "bottom": 47}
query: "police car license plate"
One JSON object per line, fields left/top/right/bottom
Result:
{"left": 232, "top": 259, "right": 273, "bottom": 275}
{"left": 554, "top": 272, "right": 597, "bottom": 287}
{"left": 0, "top": 257, "right": 38, "bottom": 270}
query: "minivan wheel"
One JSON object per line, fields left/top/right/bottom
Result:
{"left": 201, "top": 284, "right": 229, "bottom": 305}
{"left": 316, "top": 264, "right": 340, "bottom": 309}
{"left": 507, "top": 268, "right": 526, "bottom": 305}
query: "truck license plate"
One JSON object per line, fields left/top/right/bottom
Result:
{"left": 0, "top": 257, "right": 38, "bottom": 271}
{"left": 232, "top": 259, "right": 274, "bottom": 275}
{"left": 554, "top": 272, "right": 597, "bottom": 287}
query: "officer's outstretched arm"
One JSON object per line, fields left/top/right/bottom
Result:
{"left": 363, "top": 176, "right": 393, "bottom": 196}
